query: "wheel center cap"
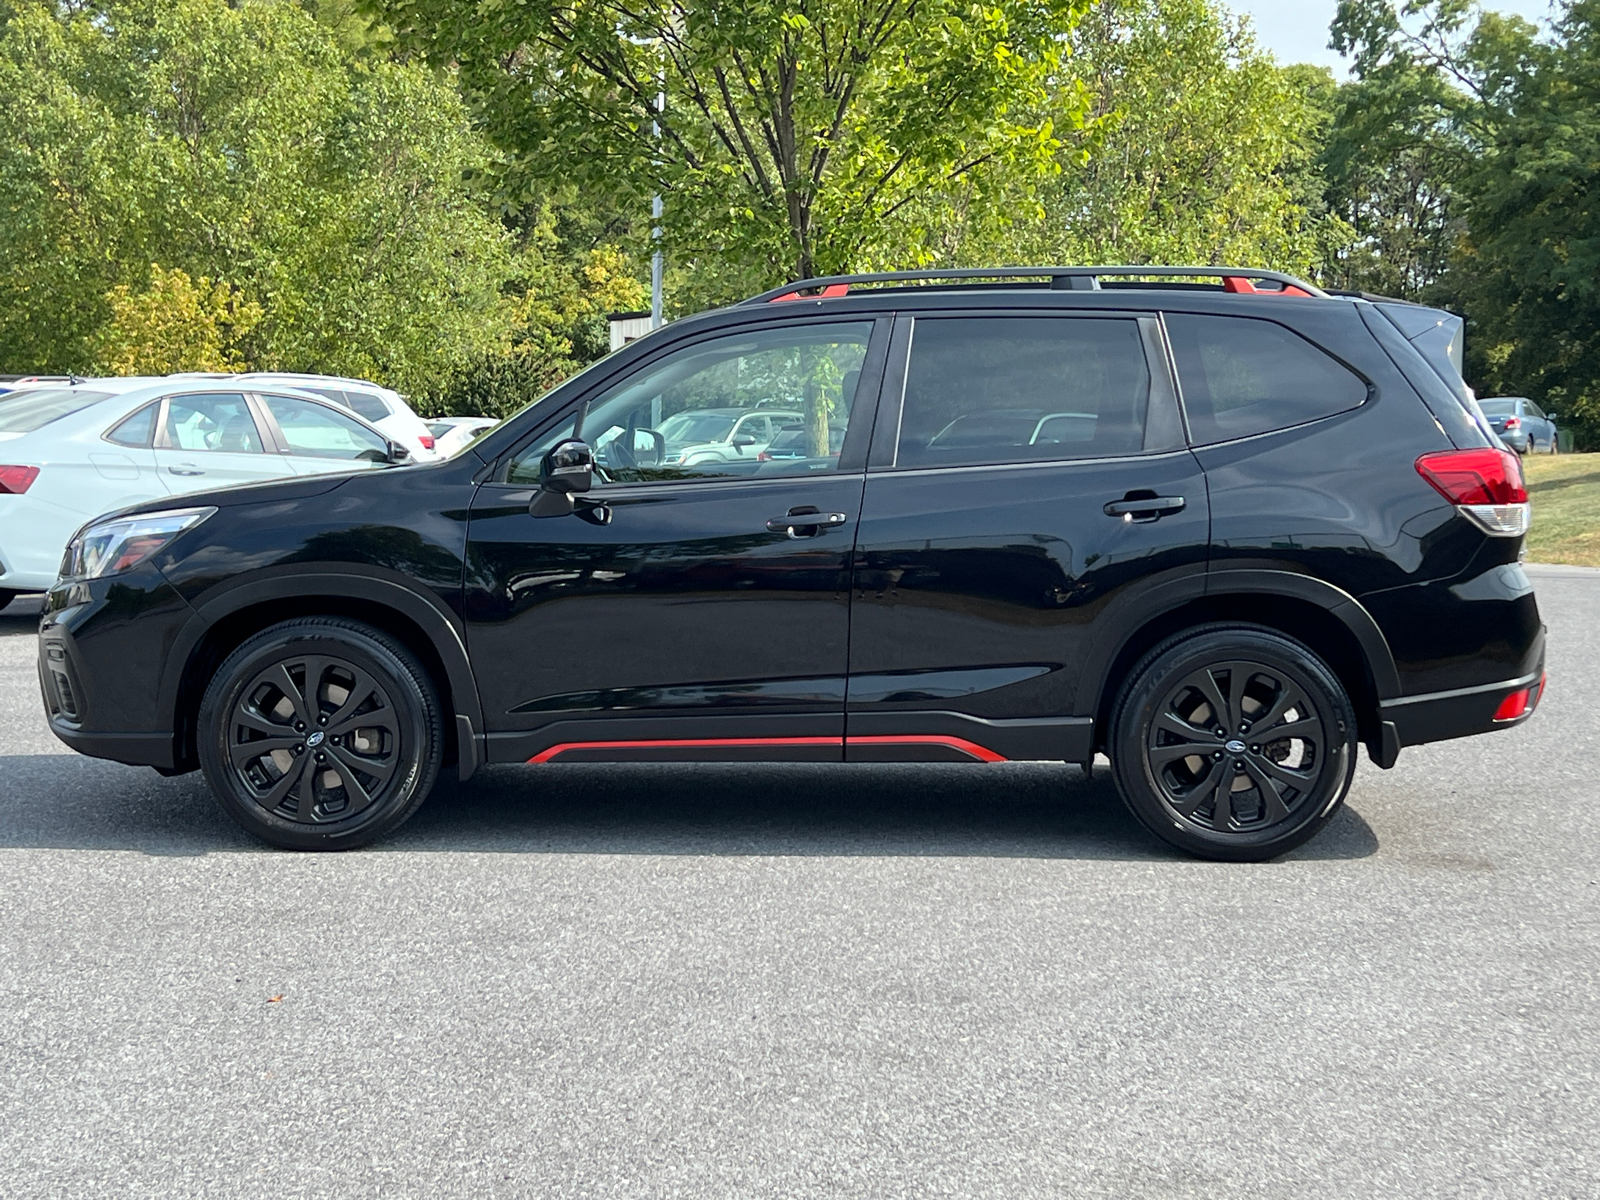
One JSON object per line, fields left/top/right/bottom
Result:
{"left": 306, "top": 731, "right": 325, "bottom": 748}
{"left": 1224, "top": 739, "right": 1247, "bottom": 755}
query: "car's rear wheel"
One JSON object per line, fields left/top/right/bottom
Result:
{"left": 1109, "top": 624, "right": 1358, "bottom": 862}
{"left": 197, "top": 618, "right": 442, "bottom": 850}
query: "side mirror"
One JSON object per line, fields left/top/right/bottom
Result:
{"left": 732, "top": 434, "right": 757, "bottom": 449}
{"left": 529, "top": 438, "right": 594, "bottom": 518}
{"left": 387, "top": 442, "right": 413, "bottom": 464}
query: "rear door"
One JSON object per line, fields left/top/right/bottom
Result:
{"left": 847, "top": 310, "right": 1207, "bottom": 763}
{"left": 151, "top": 391, "right": 288, "bottom": 492}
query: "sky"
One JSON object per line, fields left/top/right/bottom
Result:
{"left": 1228, "top": 0, "right": 1561, "bottom": 74}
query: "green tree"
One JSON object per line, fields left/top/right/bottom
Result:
{"left": 0, "top": 0, "right": 513, "bottom": 392}
{"left": 97, "top": 264, "right": 264, "bottom": 374}
{"left": 377, "top": 0, "right": 1093, "bottom": 308}
{"left": 981, "top": 0, "right": 1344, "bottom": 275}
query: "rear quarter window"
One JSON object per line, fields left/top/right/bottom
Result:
{"left": 1166, "top": 314, "right": 1368, "bottom": 445}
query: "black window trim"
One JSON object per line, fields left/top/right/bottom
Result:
{"left": 486, "top": 313, "right": 895, "bottom": 492}
{"left": 868, "top": 308, "right": 1181, "bottom": 473}
{"left": 1157, "top": 310, "right": 1376, "bottom": 450}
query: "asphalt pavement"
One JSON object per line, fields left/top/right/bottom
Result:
{"left": 1, "top": 568, "right": 1596, "bottom": 1198}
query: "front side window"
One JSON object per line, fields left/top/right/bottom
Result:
{"left": 1166, "top": 314, "right": 1369, "bottom": 445}
{"left": 506, "top": 322, "right": 873, "bottom": 486}
{"left": 261, "top": 394, "right": 389, "bottom": 460}
{"left": 895, "top": 317, "right": 1152, "bottom": 469}
{"left": 162, "top": 393, "right": 263, "bottom": 453}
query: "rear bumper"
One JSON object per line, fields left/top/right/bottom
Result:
{"left": 1378, "top": 661, "right": 1546, "bottom": 760}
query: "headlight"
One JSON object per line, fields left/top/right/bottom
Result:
{"left": 60, "top": 507, "right": 216, "bottom": 581}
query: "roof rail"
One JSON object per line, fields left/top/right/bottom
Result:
{"left": 744, "top": 266, "right": 1328, "bottom": 304}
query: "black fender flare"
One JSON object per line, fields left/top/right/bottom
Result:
{"left": 157, "top": 568, "right": 483, "bottom": 764}
{"left": 1072, "top": 567, "right": 1401, "bottom": 716}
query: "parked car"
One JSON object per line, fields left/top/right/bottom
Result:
{"left": 657, "top": 406, "right": 802, "bottom": 467}
{"left": 757, "top": 421, "right": 848, "bottom": 463}
{"left": 171, "top": 373, "right": 439, "bottom": 461}
{"left": 425, "top": 416, "right": 500, "bottom": 458}
{"left": 39, "top": 266, "right": 1544, "bottom": 862}
{"left": 1479, "top": 397, "right": 1559, "bottom": 455}
{"left": 0, "top": 375, "right": 72, "bottom": 396}
{"left": 0, "top": 377, "right": 410, "bottom": 607}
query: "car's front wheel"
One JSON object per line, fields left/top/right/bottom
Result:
{"left": 197, "top": 618, "right": 442, "bottom": 850}
{"left": 1109, "top": 624, "right": 1358, "bottom": 862}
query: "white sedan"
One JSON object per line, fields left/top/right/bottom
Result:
{"left": 0, "top": 378, "right": 408, "bottom": 603}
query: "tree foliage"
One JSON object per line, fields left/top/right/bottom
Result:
{"left": 97, "top": 265, "right": 264, "bottom": 374}
{"left": 1033, "top": 0, "right": 1344, "bottom": 274}
{"left": 0, "top": 0, "right": 513, "bottom": 390}
{"left": 378, "top": 0, "right": 1093, "bottom": 308}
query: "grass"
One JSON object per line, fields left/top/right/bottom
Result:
{"left": 1523, "top": 452, "right": 1600, "bottom": 567}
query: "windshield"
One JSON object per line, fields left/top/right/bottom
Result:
{"left": 659, "top": 412, "right": 736, "bottom": 446}
{"left": 0, "top": 388, "right": 113, "bottom": 433}
{"left": 1478, "top": 400, "right": 1518, "bottom": 415}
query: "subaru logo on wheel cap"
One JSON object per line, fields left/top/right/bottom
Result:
{"left": 306, "top": 731, "right": 325, "bottom": 747}
{"left": 1225, "top": 739, "right": 1247, "bottom": 755}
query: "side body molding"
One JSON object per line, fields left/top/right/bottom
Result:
{"left": 159, "top": 570, "right": 484, "bottom": 776}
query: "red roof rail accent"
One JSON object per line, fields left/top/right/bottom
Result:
{"left": 769, "top": 283, "right": 851, "bottom": 303}
{"left": 1223, "top": 275, "right": 1315, "bottom": 298}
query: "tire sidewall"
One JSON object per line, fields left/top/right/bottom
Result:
{"left": 198, "top": 621, "right": 441, "bottom": 850}
{"left": 1111, "top": 626, "right": 1357, "bottom": 862}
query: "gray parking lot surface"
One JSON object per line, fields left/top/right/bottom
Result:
{"left": 1, "top": 570, "right": 1596, "bottom": 1199}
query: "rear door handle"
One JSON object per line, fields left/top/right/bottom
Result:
{"left": 166, "top": 464, "right": 206, "bottom": 477}
{"left": 1103, "top": 495, "right": 1185, "bottom": 522}
{"left": 767, "top": 510, "right": 848, "bottom": 537}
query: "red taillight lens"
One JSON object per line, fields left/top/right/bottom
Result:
{"left": 417, "top": 435, "right": 435, "bottom": 450}
{"left": 1415, "top": 448, "right": 1527, "bottom": 505}
{"left": 756, "top": 451, "right": 772, "bottom": 462}
{"left": 1502, "top": 416, "right": 1521, "bottom": 430}
{"left": 0, "top": 465, "right": 40, "bottom": 494}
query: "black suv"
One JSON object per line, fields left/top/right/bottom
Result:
{"left": 38, "top": 267, "right": 1546, "bottom": 860}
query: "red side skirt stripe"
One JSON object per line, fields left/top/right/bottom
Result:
{"left": 527, "top": 734, "right": 1007, "bottom": 764}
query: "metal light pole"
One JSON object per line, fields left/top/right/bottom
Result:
{"left": 650, "top": 82, "right": 664, "bottom": 330}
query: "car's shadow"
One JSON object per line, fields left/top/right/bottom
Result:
{"left": 0, "top": 754, "right": 1379, "bottom": 861}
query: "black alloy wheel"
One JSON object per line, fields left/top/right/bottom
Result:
{"left": 1110, "top": 624, "right": 1358, "bottom": 862}
{"left": 198, "top": 618, "right": 442, "bottom": 850}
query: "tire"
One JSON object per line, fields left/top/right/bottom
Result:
{"left": 197, "top": 618, "right": 443, "bottom": 850}
{"left": 1109, "top": 624, "right": 1358, "bottom": 862}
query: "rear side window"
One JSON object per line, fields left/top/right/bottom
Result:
{"left": 1166, "top": 314, "right": 1368, "bottom": 445}
{"left": 0, "top": 388, "right": 112, "bottom": 433}
{"left": 106, "top": 402, "right": 159, "bottom": 447}
{"left": 896, "top": 317, "right": 1151, "bottom": 468}
{"left": 306, "top": 387, "right": 391, "bottom": 423}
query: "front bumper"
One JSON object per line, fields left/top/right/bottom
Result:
{"left": 38, "top": 564, "right": 195, "bottom": 769}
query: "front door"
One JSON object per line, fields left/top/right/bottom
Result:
{"left": 465, "top": 318, "right": 888, "bottom": 764}
{"left": 847, "top": 311, "right": 1209, "bottom": 763}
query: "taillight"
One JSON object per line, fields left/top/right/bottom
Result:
{"left": 417, "top": 435, "right": 435, "bottom": 451}
{"left": 0, "top": 465, "right": 40, "bottom": 494}
{"left": 1502, "top": 416, "right": 1521, "bottom": 430}
{"left": 1493, "top": 674, "right": 1545, "bottom": 721}
{"left": 1415, "top": 448, "right": 1530, "bottom": 536}
{"left": 756, "top": 451, "right": 772, "bottom": 462}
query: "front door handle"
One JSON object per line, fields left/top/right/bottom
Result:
{"left": 166, "top": 464, "right": 206, "bottom": 477}
{"left": 766, "top": 510, "right": 848, "bottom": 538}
{"left": 1103, "top": 494, "right": 1185, "bottom": 523}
